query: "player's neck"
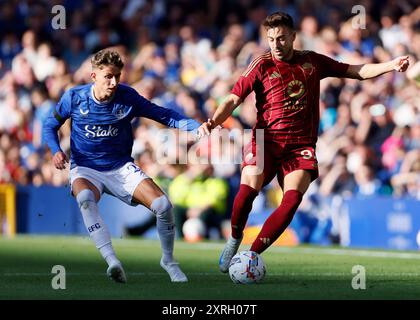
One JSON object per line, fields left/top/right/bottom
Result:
{"left": 274, "top": 49, "right": 295, "bottom": 63}
{"left": 92, "top": 85, "right": 115, "bottom": 103}
{"left": 285, "top": 49, "right": 294, "bottom": 61}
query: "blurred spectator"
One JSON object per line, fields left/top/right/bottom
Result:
{"left": 391, "top": 149, "right": 420, "bottom": 198}
{"left": 320, "top": 159, "right": 356, "bottom": 198}
{"left": 168, "top": 164, "right": 229, "bottom": 240}
{"left": 298, "top": 16, "right": 321, "bottom": 51}
{"left": 381, "top": 127, "right": 406, "bottom": 175}
{"left": 19, "top": 30, "right": 37, "bottom": 70}
{"left": 355, "top": 103, "right": 395, "bottom": 154}
{"left": 30, "top": 82, "right": 54, "bottom": 149}
{"left": 32, "top": 42, "right": 57, "bottom": 82}
{"left": 339, "top": 18, "right": 376, "bottom": 57}
{"left": 62, "top": 34, "right": 90, "bottom": 73}
{"left": 0, "top": 32, "right": 21, "bottom": 70}
{"left": 379, "top": 9, "right": 410, "bottom": 54}
{"left": 353, "top": 164, "right": 384, "bottom": 196}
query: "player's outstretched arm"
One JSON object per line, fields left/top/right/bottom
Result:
{"left": 132, "top": 91, "right": 201, "bottom": 132}
{"left": 197, "top": 94, "right": 242, "bottom": 139}
{"left": 345, "top": 56, "right": 410, "bottom": 80}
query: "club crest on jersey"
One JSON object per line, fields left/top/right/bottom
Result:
{"left": 113, "top": 104, "right": 132, "bottom": 120}
{"left": 302, "top": 62, "right": 313, "bottom": 69}
{"left": 85, "top": 125, "right": 119, "bottom": 138}
{"left": 302, "top": 62, "right": 314, "bottom": 76}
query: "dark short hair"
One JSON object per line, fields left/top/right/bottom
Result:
{"left": 262, "top": 12, "right": 294, "bottom": 30}
{"left": 91, "top": 49, "right": 124, "bottom": 69}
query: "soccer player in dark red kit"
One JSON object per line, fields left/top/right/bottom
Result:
{"left": 196, "top": 11, "right": 410, "bottom": 273}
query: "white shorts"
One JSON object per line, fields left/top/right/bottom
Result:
{"left": 69, "top": 162, "right": 150, "bottom": 206}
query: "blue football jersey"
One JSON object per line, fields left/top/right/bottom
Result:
{"left": 43, "top": 83, "right": 201, "bottom": 171}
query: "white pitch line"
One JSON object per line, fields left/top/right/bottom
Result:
{"left": 3, "top": 272, "right": 420, "bottom": 277}
{"left": 1, "top": 272, "right": 224, "bottom": 277}
{"left": 6, "top": 237, "right": 420, "bottom": 260}
{"left": 270, "top": 246, "right": 420, "bottom": 260}
{"left": 172, "top": 242, "right": 420, "bottom": 260}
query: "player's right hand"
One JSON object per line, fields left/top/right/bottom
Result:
{"left": 196, "top": 119, "right": 215, "bottom": 140}
{"left": 392, "top": 56, "right": 409, "bottom": 72}
{"left": 53, "top": 151, "right": 69, "bottom": 170}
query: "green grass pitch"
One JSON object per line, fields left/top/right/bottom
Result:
{"left": 1, "top": 236, "right": 420, "bottom": 300}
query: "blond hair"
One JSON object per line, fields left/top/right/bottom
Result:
{"left": 91, "top": 49, "right": 124, "bottom": 69}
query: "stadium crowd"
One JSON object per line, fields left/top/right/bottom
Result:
{"left": 0, "top": 0, "right": 419, "bottom": 241}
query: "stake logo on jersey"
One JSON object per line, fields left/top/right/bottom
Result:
{"left": 85, "top": 125, "right": 119, "bottom": 138}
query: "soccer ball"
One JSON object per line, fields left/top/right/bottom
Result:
{"left": 228, "top": 250, "right": 266, "bottom": 284}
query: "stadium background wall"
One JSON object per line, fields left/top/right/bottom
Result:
{"left": 0, "top": 184, "right": 16, "bottom": 237}
{"left": 4, "top": 185, "right": 420, "bottom": 251}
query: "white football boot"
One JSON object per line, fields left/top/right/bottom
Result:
{"left": 160, "top": 258, "right": 188, "bottom": 282}
{"left": 219, "top": 235, "right": 243, "bottom": 273}
{"left": 106, "top": 263, "right": 127, "bottom": 283}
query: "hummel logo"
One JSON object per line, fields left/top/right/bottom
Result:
{"left": 260, "top": 237, "right": 271, "bottom": 245}
{"left": 269, "top": 72, "right": 281, "bottom": 79}
{"left": 79, "top": 108, "right": 89, "bottom": 115}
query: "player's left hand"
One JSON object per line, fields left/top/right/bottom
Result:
{"left": 53, "top": 151, "right": 68, "bottom": 170}
{"left": 393, "top": 56, "right": 410, "bottom": 72}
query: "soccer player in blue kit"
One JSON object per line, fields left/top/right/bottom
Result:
{"left": 43, "top": 49, "right": 201, "bottom": 283}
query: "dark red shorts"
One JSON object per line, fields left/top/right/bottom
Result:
{"left": 241, "top": 133, "right": 319, "bottom": 187}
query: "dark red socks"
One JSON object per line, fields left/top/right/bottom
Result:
{"left": 231, "top": 184, "right": 259, "bottom": 239}
{"left": 250, "top": 190, "right": 303, "bottom": 254}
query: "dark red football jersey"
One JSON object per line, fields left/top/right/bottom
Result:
{"left": 232, "top": 50, "right": 349, "bottom": 144}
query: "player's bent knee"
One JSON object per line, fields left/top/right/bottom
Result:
{"left": 76, "top": 189, "right": 96, "bottom": 209}
{"left": 241, "top": 166, "right": 264, "bottom": 191}
{"left": 150, "top": 195, "right": 173, "bottom": 220}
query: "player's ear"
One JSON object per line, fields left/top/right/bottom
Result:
{"left": 291, "top": 31, "right": 296, "bottom": 41}
{"left": 90, "top": 72, "right": 96, "bottom": 81}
